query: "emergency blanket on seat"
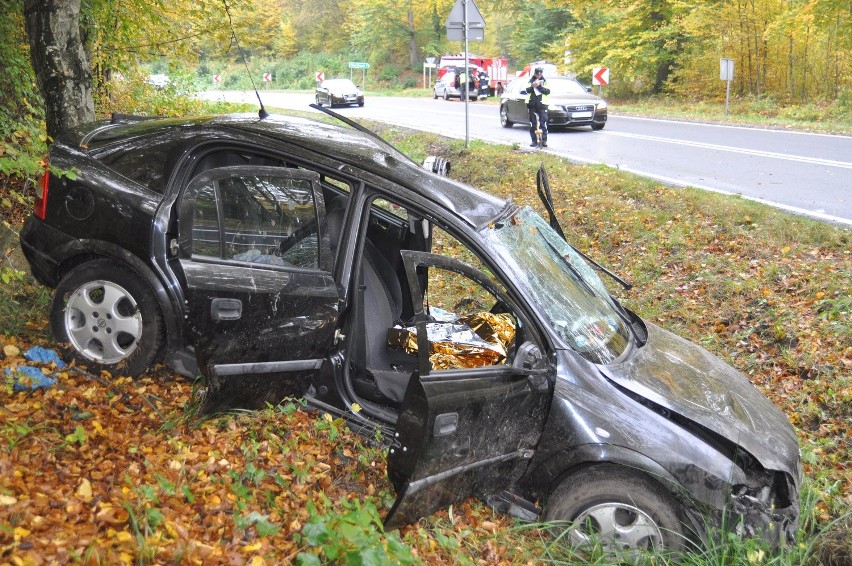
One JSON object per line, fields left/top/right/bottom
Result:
{"left": 387, "top": 310, "right": 515, "bottom": 370}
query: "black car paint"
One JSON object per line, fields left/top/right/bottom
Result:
{"left": 19, "top": 112, "right": 800, "bottom": 547}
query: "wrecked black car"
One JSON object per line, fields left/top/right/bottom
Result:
{"left": 20, "top": 111, "right": 801, "bottom": 551}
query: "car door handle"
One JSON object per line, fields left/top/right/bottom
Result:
{"left": 211, "top": 298, "right": 242, "bottom": 321}
{"left": 433, "top": 412, "right": 458, "bottom": 437}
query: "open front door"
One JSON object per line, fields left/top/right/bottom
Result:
{"left": 384, "top": 250, "right": 552, "bottom": 529}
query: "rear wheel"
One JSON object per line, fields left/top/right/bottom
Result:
{"left": 50, "top": 260, "right": 165, "bottom": 377}
{"left": 544, "top": 465, "right": 690, "bottom": 553}
{"left": 500, "top": 104, "right": 513, "bottom": 128}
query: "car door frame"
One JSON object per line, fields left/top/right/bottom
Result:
{"left": 384, "top": 249, "right": 553, "bottom": 529}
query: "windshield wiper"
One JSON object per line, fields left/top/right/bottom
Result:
{"left": 536, "top": 165, "right": 632, "bottom": 290}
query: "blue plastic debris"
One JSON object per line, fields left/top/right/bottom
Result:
{"left": 8, "top": 366, "right": 57, "bottom": 391}
{"left": 24, "top": 345, "right": 67, "bottom": 368}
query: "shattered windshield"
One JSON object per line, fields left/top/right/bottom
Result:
{"left": 483, "top": 206, "right": 630, "bottom": 364}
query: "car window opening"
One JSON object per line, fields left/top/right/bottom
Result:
{"left": 343, "top": 196, "right": 524, "bottom": 417}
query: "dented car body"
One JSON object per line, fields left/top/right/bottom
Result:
{"left": 20, "top": 112, "right": 801, "bottom": 550}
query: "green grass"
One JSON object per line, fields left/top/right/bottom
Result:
{"left": 609, "top": 95, "right": 852, "bottom": 135}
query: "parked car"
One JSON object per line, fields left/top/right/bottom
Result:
{"left": 500, "top": 76, "right": 607, "bottom": 130}
{"left": 433, "top": 79, "right": 459, "bottom": 100}
{"left": 144, "top": 73, "right": 169, "bottom": 90}
{"left": 20, "top": 111, "right": 800, "bottom": 552}
{"left": 432, "top": 73, "right": 478, "bottom": 101}
{"left": 315, "top": 78, "right": 364, "bottom": 108}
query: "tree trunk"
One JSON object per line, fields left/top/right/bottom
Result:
{"left": 407, "top": 5, "right": 418, "bottom": 68}
{"left": 24, "top": 0, "right": 94, "bottom": 139}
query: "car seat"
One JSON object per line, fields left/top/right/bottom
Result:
{"left": 325, "top": 196, "right": 415, "bottom": 405}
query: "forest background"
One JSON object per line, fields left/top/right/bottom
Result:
{"left": 3, "top": 0, "right": 851, "bottom": 183}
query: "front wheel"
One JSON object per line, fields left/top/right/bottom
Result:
{"left": 443, "top": 91, "right": 449, "bottom": 101}
{"left": 592, "top": 123, "right": 605, "bottom": 130}
{"left": 543, "top": 465, "right": 691, "bottom": 553}
{"left": 500, "top": 105, "right": 513, "bottom": 128}
{"left": 50, "top": 259, "right": 165, "bottom": 377}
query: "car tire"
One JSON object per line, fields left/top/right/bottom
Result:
{"left": 50, "top": 260, "right": 165, "bottom": 377}
{"left": 358, "top": 100, "right": 364, "bottom": 107}
{"left": 433, "top": 91, "right": 438, "bottom": 99}
{"left": 315, "top": 95, "right": 322, "bottom": 107}
{"left": 592, "top": 123, "right": 605, "bottom": 130}
{"left": 500, "top": 105, "right": 513, "bottom": 128}
{"left": 543, "top": 465, "right": 690, "bottom": 553}
{"left": 443, "top": 91, "right": 449, "bottom": 101}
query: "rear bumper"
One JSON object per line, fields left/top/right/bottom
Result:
{"left": 19, "top": 215, "right": 75, "bottom": 287}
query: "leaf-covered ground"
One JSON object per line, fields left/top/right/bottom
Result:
{"left": 2, "top": 126, "right": 851, "bottom": 564}
{"left": 0, "top": 354, "right": 530, "bottom": 564}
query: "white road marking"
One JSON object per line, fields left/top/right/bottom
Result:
{"left": 601, "top": 130, "right": 852, "bottom": 169}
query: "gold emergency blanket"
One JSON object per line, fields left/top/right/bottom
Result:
{"left": 387, "top": 311, "right": 516, "bottom": 370}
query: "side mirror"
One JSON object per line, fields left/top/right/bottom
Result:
{"left": 513, "top": 341, "right": 545, "bottom": 372}
{"left": 513, "top": 341, "right": 549, "bottom": 393}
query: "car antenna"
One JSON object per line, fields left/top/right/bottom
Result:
{"left": 221, "top": 0, "right": 269, "bottom": 120}
{"left": 536, "top": 164, "right": 632, "bottom": 290}
{"left": 309, "top": 103, "right": 415, "bottom": 164}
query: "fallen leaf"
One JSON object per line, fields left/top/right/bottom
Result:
{"left": 75, "top": 478, "right": 93, "bottom": 502}
{"left": 96, "top": 506, "right": 130, "bottom": 527}
{"left": 0, "top": 494, "right": 17, "bottom": 505}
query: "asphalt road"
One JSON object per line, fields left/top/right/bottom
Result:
{"left": 200, "top": 90, "right": 852, "bottom": 226}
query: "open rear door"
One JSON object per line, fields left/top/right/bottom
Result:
{"left": 384, "top": 251, "right": 552, "bottom": 529}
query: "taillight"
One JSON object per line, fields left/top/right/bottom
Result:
{"left": 34, "top": 169, "right": 49, "bottom": 220}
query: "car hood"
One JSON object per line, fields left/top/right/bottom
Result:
{"left": 598, "top": 323, "right": 799, "bottom": 474}
{"left": 547, "top": 92, "right": 602, "bottom": 105}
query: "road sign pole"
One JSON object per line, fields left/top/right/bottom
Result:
{"left": 464, "top": 0, "right": 470, "bottom": 148}
{"left": 725, "top": 79, "right": 731, "bottom": 115}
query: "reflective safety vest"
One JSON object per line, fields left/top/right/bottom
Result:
{"left": 525, "top": 81, "right": 550, "bottom": 106}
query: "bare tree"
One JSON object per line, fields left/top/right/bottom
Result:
{"left": 24, "top": 0, "right": 94, "bottom": 139}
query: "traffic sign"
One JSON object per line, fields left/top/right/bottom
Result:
{"left": 720, "top": 58, "right": 734, "bottom": 81}
{"left": 592, "top": 67, "right": 610, "bottom": 86}
{"left": 348, "top": 62, "right": 370, "bottom": 69}
{"left": 213, "top": 74, "right": 221, "bottom": 84}
{"left": 263, "top": 72, "right": 271, "bottom": 82}
{"left": 315, "top": 71, "right": 324, "bottom": 82}
{"left": 446, "top": 0, "right": 485, "bottom": 41}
